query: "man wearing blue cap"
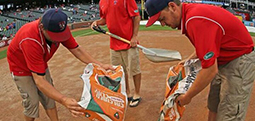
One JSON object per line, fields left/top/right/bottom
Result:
{"left": 7, "top": 8, "right": 113, "bottom": 120}
{"left": 145, "top": 0, "right": 255, "bottom": 121}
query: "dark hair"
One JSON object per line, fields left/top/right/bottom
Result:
{"left": 164, "top": 0, "right": 181, "bottom": 10}
{"left": 173, "top": 0, "right": 181, "bottom": 6}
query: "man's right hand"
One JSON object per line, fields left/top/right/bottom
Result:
{"left": 90, "top": 19, "right": 106, "bottom": 30}
{"left": 60, "top": 97, "right": 84, "bottom": 117}
{"left": 100, "top": 63, "right": 115, "bottom": 71}
{"left": 90, "top": 21, "right": 98, "bottom": 30}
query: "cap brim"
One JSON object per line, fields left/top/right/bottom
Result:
{"left": 146, "top": 12, "right": 161, "bottom": 27}
{"left": 46, "top": 26, "right": 71, "bottom": 42}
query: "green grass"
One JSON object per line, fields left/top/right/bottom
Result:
{"left": 72, "top": 26, "right": 109, "bottom": 37}
{"left": 250, "top": 32, "right": 255, "bottom": 37}
{"left": 71, "top": 25, "right": 174, "bottom": 37}
{"left": 0, "top": 49, "right": 7, "bottom": 60}
{"left": 0, "top": 25, "right": 255, "bottom": 59}
{"left": 139, "top": 25, "right": 175, "bottom": 31}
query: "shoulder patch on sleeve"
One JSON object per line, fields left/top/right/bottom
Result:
{"left": 203, "top": 52, "right": 214, "bottom": 60}
{"left": 134, "top": 10, "right": 139, "bottom": 13}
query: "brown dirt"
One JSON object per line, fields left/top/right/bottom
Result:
{"left": 0, "top": 46, "right": 8, "bottom": 51}
{"left": 0, "top": 30, "right": 255, "bottom": 121}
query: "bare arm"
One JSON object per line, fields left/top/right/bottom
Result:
{"left": 32, "top": 73, "right": 83, "bottom": 117}
{"left": 176, "top": 59, "right": 218, "bottom": 106}
{"left": 90, "top": 18, "right": 106, "bottom": 30}
{"left": 187, "top": 51, "right": 197, "bottom": 59}
{"left": 178, "top": 51, "right": 197, "bottom": 65}
{"left": 130, "top": 15, "right": 140, "bottom": 47}
{"left": 69, "top": 46, "right": 102, "bottom": 65}
{"left": 69, "top": 46, "right": 114, "bottom": 70}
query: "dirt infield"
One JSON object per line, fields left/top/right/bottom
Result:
{"left": 0, "top": 30, "right": 255, "bottom": 121}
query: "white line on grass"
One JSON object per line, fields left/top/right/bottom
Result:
{"left": 76, "top": 30, "right": 97, "bottom": 37}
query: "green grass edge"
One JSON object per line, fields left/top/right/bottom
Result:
{"left": 1, "top": 25, "right": 255, "bottom": 59}
{"left": 0, "top": 49, "right": 7, "bottom": 59}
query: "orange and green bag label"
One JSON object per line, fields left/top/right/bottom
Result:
{"left": 78, "top": 63, "right": 127, "bottom": 121}
{"left": 159, "top": 59, "right": 201, "bottom": 121}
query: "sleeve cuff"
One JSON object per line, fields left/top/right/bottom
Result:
{"left": 30, "top": 70, "right": 46, "bottom": 76}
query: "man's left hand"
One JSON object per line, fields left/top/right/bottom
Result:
{"left": 130, "top": 36, "right": 139, "bottom": 47}
{"left": 176, "top": 94, "right": 192, "bottom": 106}
{"left": 100, "top": 64, "right": 115, "bottom": 71}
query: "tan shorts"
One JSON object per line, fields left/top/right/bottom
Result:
{"left": 12, "top": 69, "right": 56, "bottom": 118}
{"left": 110, "top": 47, "right": 141, "bottom": 76}
{"left": 208, "top": 50, "right": 255, "bottom": 121}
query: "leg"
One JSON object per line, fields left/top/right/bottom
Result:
{"left": 207, "top": 73, "right": 221, "bottom": 121}
{"left": 129, "top": 47, "right": 141, "bottom": 98}
{"left": 216, "top": 51, "right": 255, "bottom": 121}
{"left": 124, "top": 72, "right": 132, "bottom": 98}
{"left": 39, "top": 69, "right": 58, "bottom": 121}
{"left": 13, "top": 76, "right": 40, "bottom": 120}
{"left": 129, "top": 73, "right": 142, "bottom": 107}
{"left": 128, "top": 48, "right": 142, "bottom": 107}
{"left": 45, "top": 108, "right": 58, "bottom": 121}
{"left": 133, "top": 73, "right": 141, "bottom": 98}
{"left": 110, "top": 49, "right": 132, "bottom": 98}
{"left": 24, "top": 116, "right": 35, "bottom": 121}
{"left": 208, "top": 111, "right": 217, "bottom": 121}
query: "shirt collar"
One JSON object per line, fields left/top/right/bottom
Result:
{"left": 37, "top": 20, "right": 45, "bottom": 46}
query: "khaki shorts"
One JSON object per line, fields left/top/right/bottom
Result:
{"left": 208, "top": 50, "right": 255, "bottom": 121}
{"left": 110, "top": 47, "right": 141, "bottom": 76}
{"left": 12, "top": 69, "right": 56, "bottom": 118}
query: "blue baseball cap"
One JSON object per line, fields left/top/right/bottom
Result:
{"left": 145, "top": 0, "right": 172, "bottom": 27}
{"left": 42, "top": 8, "right": 71, "bottom": 42}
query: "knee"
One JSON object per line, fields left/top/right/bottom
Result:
{"left": 21, "top": 93, "right": 39, "bottom": 109}
{"left": 22, "top": 94, "right": 39, "bottom": 118}
{"left": 28, "top": 97, "right": 39, "bottom": 108}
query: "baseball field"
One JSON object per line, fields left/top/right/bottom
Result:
{"left": 0, "top": 26, "right": 255, "bottom": 121}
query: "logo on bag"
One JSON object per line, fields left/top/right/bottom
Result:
{"left": 95, "top": 89, "right": 124, "bottom": 108}
{"left": 169, "top": 108, "right": 176, "bottom": 120}
{"left": 85, "top": 112, "right": 91, "bottom": 117}
{"left": 85, "top": 70, "right": 90, "bottom": 74}
{"left": 114, "top": 112, "right": 120, "bottom": 119}
{"left": 184, "top": 72, "right": 197, "bottom": 91}
{"left": 203, "top": 52, "right": 214, "bottom": 60}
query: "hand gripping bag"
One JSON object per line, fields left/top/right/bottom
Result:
{"left": 159, "top": 59, "right": 201, "bottom": 121}
{"left": 78, "top": 63, "right": 127, "bottom": 121}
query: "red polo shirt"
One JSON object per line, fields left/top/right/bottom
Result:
{"left": 181, "top": 3, "right": 254, "bottom": 68}
{"left": 7, "top": 20, "right": 78, "bottom": 76}
{"left": 99, "top": 0, "right": 140, "bottom": 50}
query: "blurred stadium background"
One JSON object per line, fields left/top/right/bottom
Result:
{"left": 0, "top": 0, "right": 255, "bottom": 48}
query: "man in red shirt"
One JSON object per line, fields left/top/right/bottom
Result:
{"left": 145, "top": 0, "right": 255, "bottom": 120}
{"left": 91, "top": 0, "right": 142, "bottom": 107}
{"left": 7, "top": 8, "right": 113, "bottom": 121}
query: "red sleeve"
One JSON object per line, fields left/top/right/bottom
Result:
{"left": 61, "top": 36, "right": 78, "bottom": 49}
{"left": 186, "top": 18, "right": 223, "bottom": 68}
{"left": 20, "top": 39, "right": 46, "bottom": 74}
{"left": 126, "top": 0, "right": 140, "bottom": 17}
